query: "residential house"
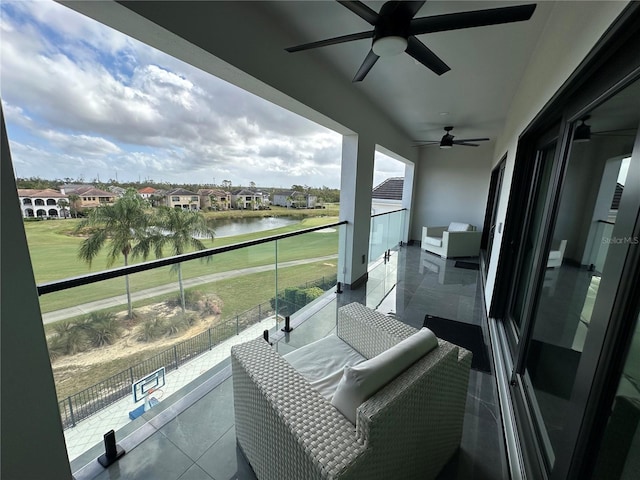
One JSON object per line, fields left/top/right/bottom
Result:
{"left": 138, "top": 186, "right": 157, "bottom": 199}
{"left": 272, "top": 190, "right": 317, "bottom": 209}
{"left": 198, "top": 188, "right": 231, "bottom": 210}
{"left": 371, "top": 177, "right": 403, "bottom": 215}
{"left": 17, "top": 189, "right": 69, "bottom": 219}
{"left": 3, "top": 3, "right": 640, "bottom": 480}
{"left": 165, "top": 188, "right": 200, "bottom": 210}
{"left": 107, "top": 185, "right": 126, "bottom": 197}
{"left": 59, "top": 184, "right": 116, "bottom": 210}
{"left": 230, "top": 188, "right": 266, "bottom": 210}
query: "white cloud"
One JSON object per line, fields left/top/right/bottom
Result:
{"left": 0, "top": 0, "right": 349, "bottom": 188}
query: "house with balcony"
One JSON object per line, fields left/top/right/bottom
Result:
{"left": 230, "top": 188, "right": 267, "bottom": 210}
{"left": 273, "top": 190, "right": 318, "bottom": 209}
{"left": 17, "top": 188, "right": 69, "bottom": 219}
{"left": 371, "top": 177, "right": 404, "bottom": 215}
{"left": 165, "top": 188, "right": 200, "bottom": 210}
{"left": 2, "top": 3, "right": 640, "bottom": 480}
{"left": 198, "top": 188, "right": 231, "bottom": 210}
{"left": 58, "top": 184, "right": 116, "bottom": 211}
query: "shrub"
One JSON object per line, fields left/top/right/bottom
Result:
{"left": 165, "top": 313, "right": 197, "bottom": 336}
{"left": 51, "top": 320, "right": 90, "bottom": 355}
{"left": 138, "top": 318, "right": 166, "bottom": 342}
{"left": 183, "top": 289, "right": 204, "bottom": 310}
{"left": 84, "top": 312, "right": 122, "bottom": 347}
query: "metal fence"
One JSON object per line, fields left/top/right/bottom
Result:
{"left": 58, "top": 274, "right": 337, "bottom": 430}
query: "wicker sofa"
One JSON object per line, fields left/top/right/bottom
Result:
{"left": 231, "top": 302, "right": 472, "bottom": 480}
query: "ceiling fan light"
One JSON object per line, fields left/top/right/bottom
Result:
{"left": 440, "top": 135, "right": 454, "bottom": 149}
{"left": 372, "top": 36, "right": 408, "bottom": 57}
{"left": 574, "top": 121, "right": 591, "bottom": 142}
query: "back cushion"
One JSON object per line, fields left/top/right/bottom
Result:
{"left": 448, "top": 222, "right": 473, "bottom": 232}
{"left": 331, "top": 327, "right": 438, "bottom": 424}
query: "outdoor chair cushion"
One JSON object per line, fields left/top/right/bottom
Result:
{"left": 424, "top": 236, "right": 443, "bottom": 247}
{"left": 331, "top": 327, "right": 439, "bottom": 424}
{"left": 448, "top": 222, "right": 474, "bottom": 232}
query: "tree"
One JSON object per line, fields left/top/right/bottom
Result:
{"left": 222, "top": 179, "right": 232, "bottom": 190}
{"left": 68, "top": 194, "right": 80, "bottom": 218}
{"left": 249, "top": 181, "right": 256, "bottom": 190}
{"left": 57, "top": 199, "right": 69, "bottom": 219}
{"left": 152, "top": 207, "right": 215, "bottom": 312}
{"left": 75, "top": 189, "right": 153, "bottom": 318}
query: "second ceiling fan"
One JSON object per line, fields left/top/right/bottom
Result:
{"left": 415, "top": 126, "right": 490, "bottom": 148}
{"left": 286, "top": 1, "right": 537, "bottom": 82}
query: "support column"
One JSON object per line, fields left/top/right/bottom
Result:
{"left": 1, "top": 108, "right": 73, "bottom": 479}
{"left": 338, "top": 134, "right": 375, "bottom": 288}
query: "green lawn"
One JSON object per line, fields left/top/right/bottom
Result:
{"left": 26, "top": 214, "right": 341, "bottom": 313}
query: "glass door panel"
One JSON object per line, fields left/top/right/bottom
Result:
{"left": 509, "top": 142, "right": 556, "bottom": 334}
{"left": 520, "top": 79, "right": 640, "bottom": 474}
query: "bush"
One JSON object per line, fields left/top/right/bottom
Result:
{"left": 51, "top": 320, "right": 90, "bottom": 355}
{"left": 83, "top": 312, "right": 122, "bottom": 347}
{"left": 164, "top": 313, "right": 196, "bottom": 336}
{"left": 138, "top": 318, "right": 166, "bottom": 342}
{"left": 183, "top": 289, "right": 204, "bottom": 310}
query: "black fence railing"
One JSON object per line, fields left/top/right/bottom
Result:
{"left": 58, "top": 274, "right": 337, "bottom": 430}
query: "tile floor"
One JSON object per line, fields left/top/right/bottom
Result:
{"left": 72, "top": 244, "right": 507, "bottom": 480}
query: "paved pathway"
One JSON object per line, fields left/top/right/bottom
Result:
{"left": 42, "top": 255, "right": 337, "bottom": 324}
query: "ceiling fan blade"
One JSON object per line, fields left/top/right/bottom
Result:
{"left": 413, "top": 141, "right": 441, "bottom": 146}
{"left": 353, "top": 49, "right": 380, "bottom": 82}
{"left": 403, "top": 1, "right": 427, "bottom": 18}
{"left": 410, "top": 4, "right": 537, "bottom": 36}
{"left": 286, "top": 31, "right": 374, "bottom": 52}
{"left": 455, "top": 138, "right": 490, "bottom": 143}
{"left": 406, "top": 36, "right": 450, "bottom": 75}
{"left": 454, "top": 142, "right": 481, "bottom": 147}
{"left": 337, "top": 1, "right": 379, "bottom": 25}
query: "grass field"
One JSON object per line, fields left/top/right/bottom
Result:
{"left": 26, "top": 210, "right": 341, "bottom": 313}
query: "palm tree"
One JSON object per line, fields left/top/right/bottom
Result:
{"left": 68, "top": 194, "right": 80, "bottom": 218}
{"left": 152, "top": 207, "right": 215, "bottom": 312}
{"left": 75, "top": 189, "right": 153, "bottom": 318}
{"left": 57, "top": 199, "right": 69, "bottom": 219}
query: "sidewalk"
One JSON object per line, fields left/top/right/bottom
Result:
{"left": 43, "top": 255, "right": 337, "bottom": 324}
{"left": 63, "top": 316, "right": 277, "bottom": 461}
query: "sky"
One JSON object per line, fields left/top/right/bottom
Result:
{"left": 0, "top": 0, "right": 405, "bottom": 189}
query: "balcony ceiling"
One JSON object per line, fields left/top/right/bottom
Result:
{"left": 85, "top": 1, "right": 557, "bottom": 144}
{"left": 262, "top": 1, "right": 554, "bottom": 142}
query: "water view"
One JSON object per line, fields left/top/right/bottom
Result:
{"left": 210, "top": 216, "right": 299, "bottom": 237}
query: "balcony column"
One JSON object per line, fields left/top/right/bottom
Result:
{"left": 338, "top": 133, "right": 375, "bottom": 288}
{"left": 1, "top": 109, "right": 72, "bottom": 479}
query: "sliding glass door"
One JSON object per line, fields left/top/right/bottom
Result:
{"left": 502, "top": 77, "right": 640, "bottom": 479}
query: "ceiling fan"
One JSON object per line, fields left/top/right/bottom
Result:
{"left": 285, "top": 1, "right": 537, "bottom": 82}
{"left": 414, "top": 126, "right": 490, "bottom": 148}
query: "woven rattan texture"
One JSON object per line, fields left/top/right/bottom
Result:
{"left": 232, "top": 303, "right": 472, "bottom": 480}
{"left": 337, "top": 302, "right": 416, "bottom": 359}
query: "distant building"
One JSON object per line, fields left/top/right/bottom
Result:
{"left": 108, "top": 186, "right": 127, "bottom": 197}
{"left": 165, "top": 188, "right": 200, "bottom": 210}
{"left": 59, "top": 184, "right": 116, "bottom": 210}
{"left": 138, "top": 186, "right": 157, "bottom": 199}
{"left": 18, "top": 189, "right": 69, "bottom": 219}
{"left": 371, "top": 177, "right": 403, "bottom": 215}
{"left": 230, "top": 189, "right": 269, "bottom": 210}
{"left": 272, "top": 190, "right": 317, "bottom": 209}
{"left": 198, "top": 189, "right": 231, "bottom": 210}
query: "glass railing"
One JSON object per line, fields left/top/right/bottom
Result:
{"left": 37, "top": 221, "right": 345, "bottom": 464}
{"left": 368, "top": 208, "right": 406, "bottom": 265}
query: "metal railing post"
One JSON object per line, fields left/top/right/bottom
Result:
{"left": 67, "top": 397, "right": 76, "bottom": 428}
{"left": 173, "top": 345, "right": 178, "bottom": 369}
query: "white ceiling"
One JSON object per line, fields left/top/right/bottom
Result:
{"left": 263, "top": 1, "right": 554, "bottom": 142}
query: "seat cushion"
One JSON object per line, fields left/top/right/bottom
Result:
{"left": 331, "top": 327, "right": 439, "bottom": 424}
{"left": 283, "top": 334, "right": 366, "bottom": 400}
{"left": 448, "top": 222, "right": 473, "bottom": 232}
{"left": 424, "top": 236, "right": 442, "bottom": 247}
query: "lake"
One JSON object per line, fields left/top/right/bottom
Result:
{"left": 210, "top": 216, "right": 299, "bottom": 237}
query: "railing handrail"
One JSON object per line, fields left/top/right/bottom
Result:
{"left": 596, "top": 219, "right": 615, "bottom": 225}
{"left": 38, "top": 220, "right": 347, "bottom": 295}
{"left": 370, "top": 208, "right": 406, "bottom": 219}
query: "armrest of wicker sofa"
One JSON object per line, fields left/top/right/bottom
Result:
{"left": 231, "top": 338, "right": 364, "bottom": 480}
{"left": 341, "top": 342, "right": 472, "bottom": 479}
{"left": 337, "top": 302, "right": 417, "bottom": 359}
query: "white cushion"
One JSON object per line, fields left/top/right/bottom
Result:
{"left": 283, "top": 335, "right": 366, "bottom": 400}
{"left": 424, "top": 236, "right": 442, "bottom": 247}
{"left": 331, "top": 327, "right": 439, "bottom": 424}
{"left": 448, "top": 222, "right": 473, "bottom": 232}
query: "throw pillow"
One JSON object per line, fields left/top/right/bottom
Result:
{"left": 331, "top": 327, "right": 438, "bottom": 424}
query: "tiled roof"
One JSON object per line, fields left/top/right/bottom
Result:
{"left": 167, "top": 188, "right": 197, "bottom": 196}
{"left": 72, "top": 187, "right": 115, "bottom": 197}
{"left": 17, "top": 188, "right": 66, "bottom": 198}
{"left": 372, "top": 177, "right": 404, "bottom": 200}
{"left": 611, "top": 183, "right": 624, "bottom": 210}
{"left": 138, "top": 187, "right": 157, "bottom": 194}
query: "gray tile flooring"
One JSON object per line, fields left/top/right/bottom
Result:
{"left": 77, "top": 245, "right": 507, "bottom": 480}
